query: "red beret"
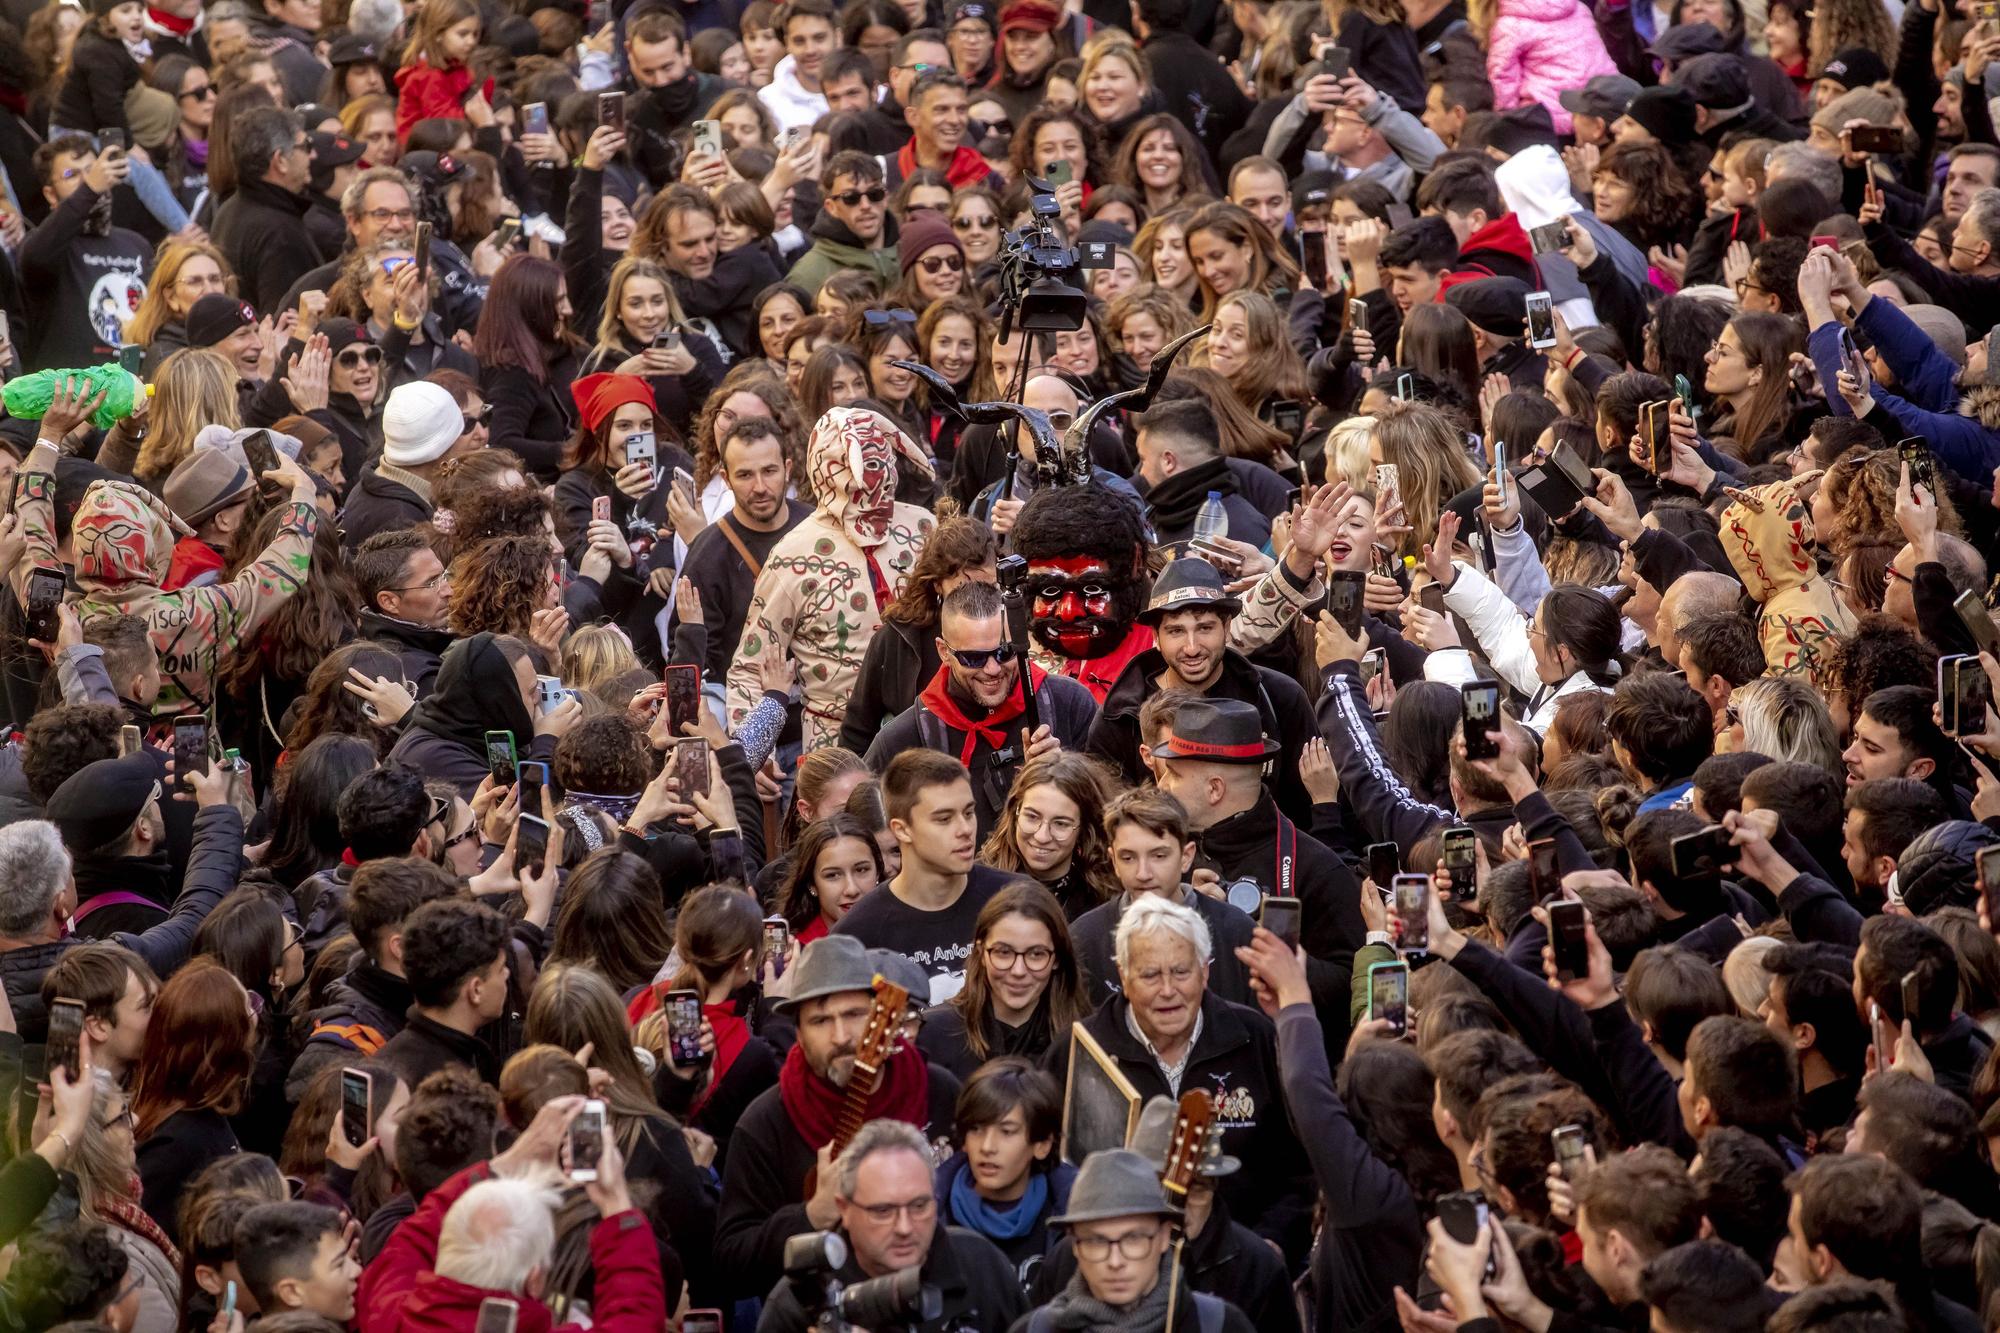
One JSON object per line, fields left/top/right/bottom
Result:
{"left": 571, "top": 372, "right": 658, "bottom": 435}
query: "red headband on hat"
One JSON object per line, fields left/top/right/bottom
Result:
{"left": 572, "top": 373, "right": 658, "bottom": 435}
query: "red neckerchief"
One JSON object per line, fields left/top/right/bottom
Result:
{"left": 692, "top": 997, "right": 752, "bottom": 1117}
{"left": 147, "top": 6, "right": 195, "bottom": 34}
{"left": 777, "top": 1040, "right": 929, "bottom": 1149}
{"left": 916, "top": 662, "right": 1045, "bottom": 766}
{"left": 103, "top": 1177, "right": 182, "bottom": 1268}
{"left": 895, "top": 141, "right": 992, "bottom": 190}
{"left": 1062, "top": 623, "right": 1154, "bottom": 704}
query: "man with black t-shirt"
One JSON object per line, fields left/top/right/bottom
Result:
{"left": 680, "top": 419, "right": 811, "bottom": 717}
{"left": 834, "top": 749, "right": 1010, "bottom": 1004}
{"left": 18, "top": 137, "right": 150, "bottom": 373}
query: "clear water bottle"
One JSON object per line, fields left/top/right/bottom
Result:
{"left": 1193, "top": 491, "right": 1229, "bottom": 543}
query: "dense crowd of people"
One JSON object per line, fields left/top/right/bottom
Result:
{"left": 4, "top": 0, "right": 2000, "bottom": 1328}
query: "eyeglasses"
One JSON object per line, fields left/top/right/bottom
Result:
{"left": 984, "top": 942, "right": 1054, "bottom": 970}
{"left": 425, "top": 792, "right": 452, "bottom": 827}
{"left": 831, "top": 186, "right": 888, "bottom": 206}
{"left": 381, "top": 255, "right": 415, "bottom": 275}
{"left": 440, "top": 820, "right": 482, "bottom": 852}
{"left": 894, "top": 59, "right": 937, "bottom": 73}
{"left": 362, "top": 206, "right": 417, "bottom": 224}
{"left": 918, "top": 253, "right": 965, "bottom": 275}
{"left": 864, "top": 307, "right": 918, "bottom": 330}
{"left": 849, "top": 1195, "right": 937, "bottom": 1224}
{"left": 291, "top": 138, "right": 312, "bottom": 154}
{"left": 1733, "top": 276, "right": 1766, "bottom": 298}
{"left": 336, "top": 345, "right": 385, "bottom": 368}
{"left": 179, "top": 83, "right": 216, "bottom": 101}
{"left": 953, "top": 213, "right": 999, "bottom": 232}
{"left": 99, "top": 1107, "right": 136, "bottom": 1132}
{"left": 463, "top": 404, "right": 493, "bottom": 432}
{"left": 948, "top": 642, "right": 1017, "bottom": 668}
{"left": 389, "top": 570, "right": 449, "bottom": 593}
{"left": 1073, "top": 1229, "right": 1161, "bottom": 1262}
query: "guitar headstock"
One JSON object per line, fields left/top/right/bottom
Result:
{"left": 853, "top": 974, "right": 911, "bottom": 1077}
{"left": 1160, "top": 1089, "right": 1215, "bottom": 1198}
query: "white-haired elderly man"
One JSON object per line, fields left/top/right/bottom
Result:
{"left": 1044, "top": 894, "right": 1313, "bottom": 1267}
{"left": 356, "top": 1095, "right": 664, "bottom": 1333}
{"left": 753, "top": 1119, "right": 1026, "bottom": 1333}
{"left": 0, "top": 759, "right": 241, "bottom": 1045}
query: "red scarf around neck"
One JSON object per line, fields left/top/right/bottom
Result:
{"left": 777, "top": 1039, "right": 929, "bottom": 1149}
{"left": 691, "top": 998, "right": 753, "bottom": 1117}
{"left": 895, "top": 141, "right": 992, "bottom": 190}
{"left": 917, "top": 662, "right": 1045, "bottom": 767}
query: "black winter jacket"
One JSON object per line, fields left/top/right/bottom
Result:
{"left": 213, "top": 180, "right": 326, "bottom": 316}
{"left": 286, "top": 960, "right": 414, "bottom": 1101}
{"left": 480, "top": 346, "right": 579, "bottom": 481}
{"left": 839, "top": 616, "right": 936, "bottom": 753}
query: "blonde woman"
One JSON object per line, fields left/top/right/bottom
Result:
{"left": 561, "top": 623, "right": 643, "bottom": 695}
{"left": 1105, "top": 285, "right": 1194, "bottom": 378}
{"left": 1077, "top": 37, "right": 1157, "bottom": 148}
{"left": 1203, "top": 290, "right": 1309, "bottom": 426}
{"left": 1133, "top": 206, "right": 1199, "bottom": 307}
{"left": 111, "top": 348, "right": 242, "bottom": 489}
{"left": 126, "top": 240, "right": 238, "bottom": 375}
{"left": 1321, "top": 413, "right": 1377, "bottom": 492}
{"left": 1369, "top": 400, "right": 1482, "bottom": 559}
{"left": 580, "top": 253, "right": 723, "bottom": 441}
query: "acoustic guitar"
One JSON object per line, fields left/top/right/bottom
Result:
{"left": 802, "top": 973, "right": 911, "bottom": 1199}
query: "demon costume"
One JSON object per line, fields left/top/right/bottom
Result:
{"left": 725, "top": 406, "right": 936, "bottom": 748}
{"left": 1008, "top": 483, "right": 1156, "bottom": 704}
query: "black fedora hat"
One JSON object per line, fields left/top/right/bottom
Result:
{"left": 1149, "top": 697, "right": 1279, "bottom": 764}
{"left": 1138, "top": 557, "right": 1242, "bottom": 627}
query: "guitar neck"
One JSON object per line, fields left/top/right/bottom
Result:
{"left": 828, "top": 1060, "right": 885, "bottom": 1159}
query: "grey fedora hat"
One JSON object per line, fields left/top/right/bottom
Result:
{"left": 1050, "top": 1148, "right": 1181, "bottom": 1226}
{"left": 775, "top": 934, "right": 882, "bottom": 1013}
{"left": 868, "top": 948, "right": 931, "bottom": 1006}
{"left": 1129, "top": 1096, "right": 1240, "bottom": 1179}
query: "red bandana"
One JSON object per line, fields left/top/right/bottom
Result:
{"left": 917, "top": 662, "right": 1044, "bottom": 766}
{"left": 777, "top": 1040, "right": 929, "bottom": 1150}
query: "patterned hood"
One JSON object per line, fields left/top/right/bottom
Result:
{"left": 71, "top": 478, "right": 192, "bottom": 600}
{"left": 1719, "top": 478, "right": 1855, "bottom": 674}
{"left": 807, "top": 406, "right": 933, "bottom": 551}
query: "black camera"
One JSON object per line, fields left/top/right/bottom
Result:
{"left": 782, "top": 1232, "right": 941, "bottom": 1333}
{"left": 995, "top": 186, "right": 1106, "bottom": 336}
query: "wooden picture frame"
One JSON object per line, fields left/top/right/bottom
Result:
{"left": 1061, "top": 1023, "right": 1141, "bottom": 1166}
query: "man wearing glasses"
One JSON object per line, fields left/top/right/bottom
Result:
{"left": 865, "top": 579, "right": 1099, "bottom": 837}
{"left": 17, "top": 135, "right": 150, "bottom": 372}
{"left": 211, "top": 105, "right": 324, "bottom": 316}
{"left": 787, "top": 150, "right": 900, "bottom": 297}
{"left": 277, "top": 167, "right": 423, "bottom": 329}
{"left": 749, "top": 1112, "right": 1026, "bottom": 1333}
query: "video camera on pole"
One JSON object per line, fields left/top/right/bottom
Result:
{"left": 781, "top": 1231, "right": 942, "bottom": 1333}
{"left": 994, "top": 179, "right": 1114, "bottom": 342}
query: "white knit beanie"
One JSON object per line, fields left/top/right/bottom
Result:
{"left": 382, "top": 381, "right": 463, "bottom": 467}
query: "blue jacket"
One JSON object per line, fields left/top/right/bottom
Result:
{"left": 1808, "top": 298, "right": 2000, "bottom": 482}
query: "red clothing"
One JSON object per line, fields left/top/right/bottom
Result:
{"left": 1437, "top": 213, "right": 1539, "bottom": 296}
{"left": 393, "top": 60, "right": 472, "bottom": 144}
{"left": 796, "top": 916, "right": 830, "bottom": 945}
{"left": 896, "top": 140, "right": 994, "bottom": 190}
{"left": 915, "top": 661, "right": 1047, "bottom": 765}
{"left": 358, "top": 1161, "right": 665, "bottom": 1333}
{"left": 163, "top": 536, "right": 225, "bottom": 591}
{"left": 1060, "top": 623, "right": 1153, "bottom": 704}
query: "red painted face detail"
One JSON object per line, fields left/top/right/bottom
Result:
{"left": 1028, "top": 556, "right": 1115, "bottom": 653}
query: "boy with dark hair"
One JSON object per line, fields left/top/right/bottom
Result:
{"left": 1692, "top": 752, "right": 1771, "bottom": 823}
{"left": 1840, "top": 778, "right": 1947, "bottom": 906}
{"left": 1607, "top": 672, "right": 1714, "bottom": 811}
{"left": 1474, "top": 1074, "right": 1609, "bottom": 1229}
{"left": 1822, "top": 616, "right": 1938, "bottom": 741}
{"left": 1423, "top": 1029, "right": 1539, "bottom": 1184}
{"left": 40, "top": 942, "right": 156, "bottom": 1083}
{"left": 1639, "top": 1240, "right": 1772, "bottom": 1333}
{"left": 1378, "top": 216, "right": 1459, "bottom": 311}
{"left": 1767, "top": 1282, "right": 1910, "bottom": 1333}
{"left": 1848, "top": 1071, "right": 1994, "bottom": 1215}
{"left": 1842, "top": 686, "right": 1951, "bottom": 798}
{"left": 373, "top": 898, "right": 512, "bottom": 1086}
{"left": 295, "top": 763, "right": 437, "bottom": 954}
{"left": 1739, "top": 761, "right": 1848, "bottom": 886}
{"left": 1573, "top": 1146, "right": 1703, "bottom": 1308}
{"left": 1688, "top": 1127, "right": 1791, "bottom": 1268}
{"left": 233, "top": 1202, "right": 359, "bottom": 1322}
{"left": 935, "top": 1059, "right": 1071, "bottom": 1266}
{"left": 1678, "top": 1014, "right": 1799, "bottom": 1151}
{"left": 366, "top": 1067, "right": 503, "bottom": 1261}
{"left": 1787, "top": 1155, "right": 1973, "bottom": 1331}
{"left": 1677, "top": 612, "right": 1767, "bottom": 727}
{"left": 1762, "top": 943, "right": 1867, "bottom": 1144}
{"left": 3, "top": 1222, "right": 137, "bottom": 1331}
{"left": 1854, "top": 914, "right": 1991, "bottom": 1096}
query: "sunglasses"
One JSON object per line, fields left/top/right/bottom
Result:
{"left": 463, "top": 404, "right": 493, "bottom": 432}
{"left": 381, "top": 255, "right": 415, "bottom": 274}
{"left": 336, "top": 345, "right": 385, "bottom": 368}
{"left": 918, "top": 253, "right": 965, "bottom": 274}
{"left": 179, "top": 83, "right": 216, "bottom": 101}
{"left": 949, "top": 642, "right": 1018, "bottom": 668}
{"left": 864, "top": 307, "right": 918, "bottom": 327}
{"left": 832, "top": 186, "right": 888, "bottom": 206}
{"left": 952, "top": 214, "right": 999, "bottom": 231}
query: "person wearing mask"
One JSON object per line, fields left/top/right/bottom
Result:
{"left": 866, "top": 581, "right": 1098, "bottom": 836}
{"left": 1070, "top": 787, "right": 1255, "bottom": 1008}
{"left": 212, "top": 107, "right": 324, "bottom": 316}
{"left": 1048, "top": 895, "right": 1313, "bottom": 1262}
{"left": 713, "top": 934, "right": 964, "bottom": 1301}
{"left": 372, "top": 897, "right": 512, "bottom": 1088}
{"left": 626, "top": 10, "right": 733, "bottom": 180}
{"left": 1016, "top": 1147, "right": 1255, "bottom": 1333}
{"left": 351, "top": 530, "right": 453, "bottom": 697}
{"left": 17, "top": 137, "right": 151, "bottom": 372}
{"left": 1087, "top": 562, "right": 1315, "bottom": 821}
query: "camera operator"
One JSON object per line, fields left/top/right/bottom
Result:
{"left": 757, "top": 1120, "right": 1026, "bottom": 1333}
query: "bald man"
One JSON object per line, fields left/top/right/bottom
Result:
{"left": 1656, "top": 571, "right": 1741, "bottom": 666}
{"left": 969, "top": 372, "right": 1148, "bottom": 536}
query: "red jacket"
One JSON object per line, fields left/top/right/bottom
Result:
{"left": 163, "top": 536, "right": 225, "bottom": 591}
{"left": 393, "top": 60, "right": 472, "bottom": 143}
{"left": 357, "top": 1162, "right": 666, "bottom": 1333}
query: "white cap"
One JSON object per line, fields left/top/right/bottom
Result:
{"left": 382, "top": 381, "right": 462, "bottom": 467}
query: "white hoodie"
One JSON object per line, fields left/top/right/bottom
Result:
{"left": 758, "top": 56, "right": 830, "bottom": 133}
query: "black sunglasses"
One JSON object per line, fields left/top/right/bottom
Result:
{"left": 949, "top": 642, "right": 1018, "bottom": 668}
{"left": 864, "top": 307, "right": 918, "bottom": 329}
{"left": 832, "top": 186, "right": 888, "bottom": 206}
{"left": 463, "top": 404, "right": 493, "bottom": 432}
{"left": 336, "top": 345, "right": 384, "bottom": 368}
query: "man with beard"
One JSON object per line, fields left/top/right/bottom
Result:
{"left": 786, "top": 151, "right": 899, "bottom": 298}
{"left": 1010, "top": 483, "right": 1155, "bottom": 704}
{"left": 353, "top": 530, "right": 453, "bottom": 698}
{"left": 1087, "top": 560, "right": 1316, "bottom": 822}
{"left": 626, "top": 10, "right": 732, "bottom": 182}
{"left": 714, "top": 934, "right": 962, "bottom": 1303}
{"left": 866, "top": 581, "right": 1098, "bottom": 835}
{"left": 18, "top": 137, "right": 150, "bottom": 371}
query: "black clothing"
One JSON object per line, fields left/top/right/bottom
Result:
{"left": 138, "top": 1107, "right": 241, "bottom": 1239}
{"left": 673, "top": 245, "right": 786, "bottom": 359}
{"left": 1142, "top": 457, "right": 1273, "bottom": 549}
{"left": 339, "top": 467, "right": 432, "bottom": 551}
{"left": 17, "top": 184, "right": 150, "bottom": 372}
{"left": 680, "top": 503, "right": 813, "bottom": 683}
{"left": 243, "top": 11, "right": 329, "bottom": 103}
{"left": 1196, "top": 791, "right": 1364, "bottom": 950}
{"left": 1071, "top": 889, "right": 1257, "bottom": 1008}
{"left": 1142, "top": 30, "right": 1252, "bottom": 163}
{"left": 213, "top": 180, "right": 325, "bottom": 316}
{"left": 69, "top": 851, "right": 175, "bottom": 937}
{"left": 839, "top": 615, "right": 937, "bottom": 754}
{"left": 713, "top": 1062, "right": 962, "bottom": 1300}
{"left": 1086, "top": 646, "right": 1317, "bottom": 824}
{"left": 654, "top": 1022, "right": 781, "bottom": 1174}
{"left": 480, "top": 345, "right": 580, "bottom": 482}
{"left": 755, "top": 1224, "right": 1027, "bottom": 1333}
{"left": 287, "top": 959, "right": 414, "bottom": 1101}
{"left": 552, "top": 456, "right": 691, "bottom": 665}
{"left": 389, "top": 632, "right": 548, "bottom": 797}
{"left": 1030, "top": 1203, "right": 1298, "bottom": 1333}
{"left": 306, "top": 191, "right": 346, "bottom": 260}
{"left": 864, "top": 671, "right": 1100, "bottom": 837}
{"left": 629, "top": 72, "right": 733, "bottom": 182}
{"left": 576, "top": 333, "right": 723, "bottom": 442}
{"left": 833, "top": 865, "right": 1015, "bottom": 1004}
{"left": 375, "top": 1011, "right": 500, "bottom": 1088}
{"left": 52, "top": 29, "right": 139, "bottom": 135}
{"left": 916, "top": 993, "right": 1065, "bottom": 1082}
{"left": 1046, "top": 992, "right": 1315, "bottom": 1262}
{"left": 356, "top": 610, "right": 452, "bottom": 699}
{"left": 246, "top": 368, "right": 382, "bottom": 489}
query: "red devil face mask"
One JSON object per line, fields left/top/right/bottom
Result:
{"left": 1028, "top": 554, "right": 1119, "bottom": 657}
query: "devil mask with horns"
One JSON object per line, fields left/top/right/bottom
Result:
{"left": 1009, "top": 483, "right": 1155, "bottom": 698}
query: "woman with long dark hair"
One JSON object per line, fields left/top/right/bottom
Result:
{"left": 264, "top": 733, "right": 378, "bottom": 892}
{"left": 776, "top": 812, "right": 884, "bottom": 943}
{"left": 977, "top": 753, "right": 1119, "bottom": 920}
{"left": 1111, "top": 113, "right": 1217, "bottom": 214}
{"left": 550, "top": 848, "right": 676, "bottom": 999}
{"left": 1185, "top": 200, "right": 1301, "bottom": 322}
{"left": 1397, "top": 303, "right": 1482, "bottom": 415}
{"left": 281, "top": 640, "right": 410, "bottom": 761}
{"left": 195, "top": 885, "right": 304, "bottom": 1156}
{"left": 838, "top": 516, "right": 997, "bottom": 751}
{"left": 134, "top": 959, "right": 257, "bottom": 1238}
{"left": 919, "top": 881, "right": 1090, "bottom": 1080}
{"left": 473, "top": 254, "right": 584, "bottom": 481}
{"left": 1703, "top": 311, "right": 1807, "bottom": 463}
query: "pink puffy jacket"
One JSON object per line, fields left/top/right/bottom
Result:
{"left": 1485, "top": 0, "right": 1619, "bottom": 133}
